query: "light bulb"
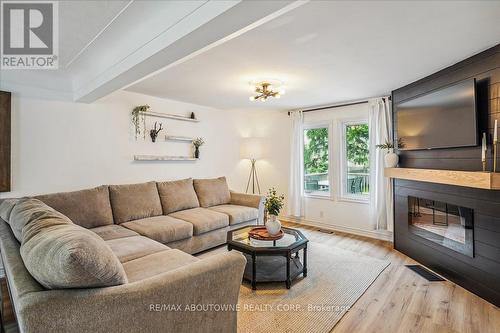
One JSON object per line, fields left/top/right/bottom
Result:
{"left": 249, "top": 96, "right": 255, "bottom": 101}
{"left": 260, "top": 97, "right": 266, "bottom": 102}
{"left": 275, "top": 94, "right": 281, "bottom": 99}
{"left": 279, "top": 89, "right": 286, "bottom": 95}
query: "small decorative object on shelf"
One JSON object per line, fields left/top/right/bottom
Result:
{"left": 264, "top": 188, "right": 285, "bottom": 235}
{"left": 376, "top": 138, "right": 405, "bottom": 168}
{"left": 192, "top": 137, "right": 205, "bottom": 159}
{"left": 494, "top": 119, "right": 498, "bottom": 172}
{"left": 131, "top": 105, "right": 149, "bottom": 140}
{"left": 190, "top": 112, "right": 196, "bottom": 120}
{"left": 149, "top": 122, "right": 163, "bottom": 142}
{"left": 482, "top": 132, "right": 487, "bottom": 172}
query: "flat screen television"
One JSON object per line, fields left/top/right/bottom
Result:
{"left": 396, "top": 79, "right": 477, "bottom": 150}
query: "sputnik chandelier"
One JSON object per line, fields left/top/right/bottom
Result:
{"left": 249, "top": 81, "right": 285, "bottom": 102}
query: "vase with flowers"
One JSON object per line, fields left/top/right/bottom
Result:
{"left": 264, "top": 188, "right": 285, "bottom": 235}
{"left": 193, "top": 137, "right": 205, "bottom": 159}
{"left": 376, "top": 138, "right": 405, "bottom": 167}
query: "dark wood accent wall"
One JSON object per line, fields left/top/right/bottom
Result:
{"left": 0, "top": 91, "right": 11, "bottom": 192}
{"left": 392, "top": 44, "right": 500, "bottom": 307}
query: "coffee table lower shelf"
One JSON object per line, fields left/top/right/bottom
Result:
{"left": 241, "top": 254, "right": 305, "bottom": 289}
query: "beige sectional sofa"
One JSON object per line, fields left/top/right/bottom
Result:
{"left": 0, "top": 177, "right": 265, "bottom": 333}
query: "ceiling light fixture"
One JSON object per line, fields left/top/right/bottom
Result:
{"left": 249, "top": 81, "right": 285, "bottom": 102}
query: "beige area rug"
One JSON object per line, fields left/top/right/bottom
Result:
{"left": 199, "top": 242, "right": 390, "bottom": 333}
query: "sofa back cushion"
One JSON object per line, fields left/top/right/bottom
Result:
{"left": 0, "top": 199, "right": 18, "bottom": 222}
{"left": 193, "top": 177, "right": 231, "bottom": 208}
{"left": 109, "top": 182, "right": 162, "bottom": 224}
{"left": 9, "top": 198, "right": 72, "bottom": 242}
{"left": 20, "top": 209, "right": 128, "bottom": 289}
{"left": 36, "top": 186, "right": 114, "bottom": 228}
{"left": 157, "top": 178, "right": 200, "bottom": 214}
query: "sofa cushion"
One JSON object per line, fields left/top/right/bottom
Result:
{"left": 0, "top": 199, "right": 19, "bottom": 222}
{"left": 20, "top": 210, "right": 127, "bottom": 289}
{"left": 123, "top": 249, "right": 199, "bottom": 283}
{"left": 121, "top": 216, "right": 193, "bottom": 244}
{"left": 36, "top": 185, "right": 114, "bottom": 228}
{"left": 193, "top": 177, "right": 231, "bottom": 208}
{"left": 169, "top": 208, "right": 229, "bottom": 235}
{"left": 90, "top": 225, "right": 139, "bottom": 241}
{"left": 106, "top": 236, "right": 169, "bottom": 263}
{"left": 209, "top": 204, "right": 259, "bottom": 225}
{"left": 109, "top": 182, "right": 162, "bottom": 224}
{"left": 157, "top": 178, "right": 200, "bottom": 214}
{"left": 9, "top": 198, "right": 73, "bottom": 242}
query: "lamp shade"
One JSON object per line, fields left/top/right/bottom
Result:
{"left": 240, "top": 138, "right": 264, "bottom": 160}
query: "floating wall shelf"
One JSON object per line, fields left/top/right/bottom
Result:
{"left": 142, "top": 111, "right": 199, "bottom": 122}
{"left": 164, "top": 135, "right": 193, "bottom": 142}
{"left": 385, "top": 167, "right": 500, "bottom": 190}
{"left": 134, "top": 155, "right": 198, "bottom": 161}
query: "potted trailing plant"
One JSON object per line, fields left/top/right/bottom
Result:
{"left": 376, "top": 138, "right": 405, "bottom": 167}
{"left": 264, "top": 188, "right": 285, "bottom": 235}
{"left": 193, "top": 137, "right": 205, "bottom": 158}
{"left": 132, "top": 105, "right": 149, "bottom": 140}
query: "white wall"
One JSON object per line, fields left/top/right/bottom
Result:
{"left": 1, "top": 89, "right": 378, "bottom": 237}
{"left": 1, "top": 90, "right": 287, "bottom": 198}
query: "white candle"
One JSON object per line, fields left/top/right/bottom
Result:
{"left": 482, "top": 133, "right": 486, "bottom": 161}
{"left": 495, "top": 119, "right": 498, "bottom": 143}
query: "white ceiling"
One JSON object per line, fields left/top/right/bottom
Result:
{"left": 59, "top": 0, "right": 130, "bottom": 68}
{"left": 1, "top": 0, "right": 297, "bottom": 102}
{"left": 126, "top": 1, "right": 500, "bottom": 111}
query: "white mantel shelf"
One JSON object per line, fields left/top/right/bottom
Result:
{"left": 134, "top": 155, "right": 198, "bottom": 161}
{"left": 385, "top": 167, "right": 500, "bottom": 190}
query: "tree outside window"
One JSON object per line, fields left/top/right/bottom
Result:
{"left": 303, "top": 127, "right": 329, "bottom": 195}
{"left": 344, "top": 123, "right": 369, "bottom": 197}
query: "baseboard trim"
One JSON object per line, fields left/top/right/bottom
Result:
{"left": 280, "top": 216, "right": 394, "bottom": 242}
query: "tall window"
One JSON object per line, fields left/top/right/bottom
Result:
{"left": 342, "top": 122, "right": 369, "bottom": 199}
{"left": 303, "top": 126, "right": 330, "bottom": 196}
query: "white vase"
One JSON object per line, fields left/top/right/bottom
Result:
{"left": 266, "top": 214, "right": 281, "bottom": 235}
{"left": 384, "top": 148, "right": 399, "bottom": 167}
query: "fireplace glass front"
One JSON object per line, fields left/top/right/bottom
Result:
{"left": 408, "top": 196, "right": 474, "bottom": 257}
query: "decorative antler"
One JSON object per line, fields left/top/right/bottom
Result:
{"left": 150, "top": 122, "right": 163, "bottom": 142}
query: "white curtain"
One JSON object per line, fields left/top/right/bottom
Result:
{"left": 288, "top": 110, "right": 304, "bottom": 217}
{"left": 368, "top": 97, "right": 393, "bottom": 231}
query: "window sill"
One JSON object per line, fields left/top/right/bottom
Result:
{"left": 338, "top": 196, "right": 369, "bottom": 204}
{"left": 303, "top": 193, "right": 333, "bottom": 201}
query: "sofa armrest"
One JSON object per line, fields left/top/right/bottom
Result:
{"left": 17, "top": 251, "right": 246, "bottom": 333}
{"left": 230, "top": 191, "right": 265, "bottom": 224}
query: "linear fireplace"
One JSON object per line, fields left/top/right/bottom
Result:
{"left": 408, "top": 196, "right": 474, "bottom": 257}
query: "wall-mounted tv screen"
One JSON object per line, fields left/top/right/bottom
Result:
{"left": 396, "top": 79, "right": 477, "bottom": 150}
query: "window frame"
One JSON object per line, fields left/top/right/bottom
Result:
{"left": 302, "top": 122, "right": 333, "bottom": 199}
{"left": 339, "top": 119, "right": 370, "bottom": 203}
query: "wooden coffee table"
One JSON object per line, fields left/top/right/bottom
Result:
{"left": 227, "top": 225, "right": 308, "bottom": 290}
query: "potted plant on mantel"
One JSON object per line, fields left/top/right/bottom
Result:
{"left": 264, "top": 188, "right": 285, "bottom": 236}
{"left": 376, "top": 138, "right": 405, "bottom": 167}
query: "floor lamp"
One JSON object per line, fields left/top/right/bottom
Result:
{"left": 246, "top": 159, "right": 261, "bottom": 194}
{"left": 241, "top": 138, "right": 263, "bottom": 194}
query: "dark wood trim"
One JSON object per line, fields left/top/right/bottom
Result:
{"left": 0, "top": 91, "right": 11, "bottom": 193}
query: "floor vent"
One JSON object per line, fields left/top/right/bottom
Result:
{"left": 317, "top": 229, "right": 334, "bottom": 234}
{"left": 405, "top": 265, "right": 445, "bottom": 281}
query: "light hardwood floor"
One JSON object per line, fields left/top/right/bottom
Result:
{"left": 281, "top": 222, "right": 500, "bottom": 333}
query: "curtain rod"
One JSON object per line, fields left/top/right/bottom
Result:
{"left": 287, "top": 96, "right": 391, "bottom": 115}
